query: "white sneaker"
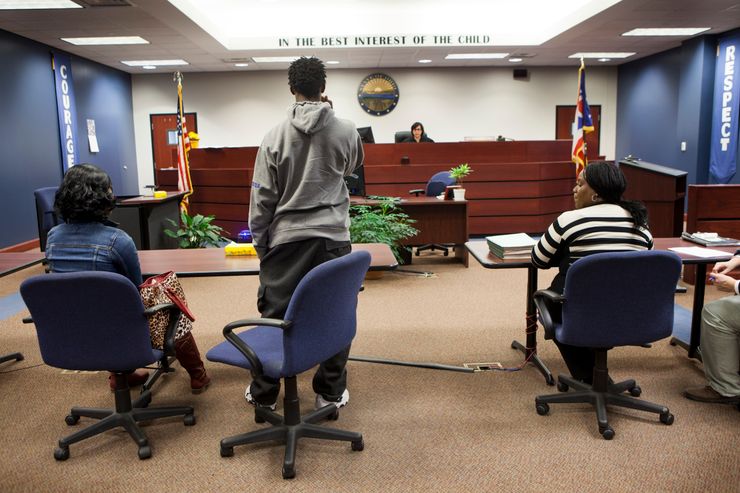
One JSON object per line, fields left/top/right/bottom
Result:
{"left": 244, "top": 385, "right": 277, "bottom": 411}
{"left": 315, "top": 389, "right": 349, "bottom": 410}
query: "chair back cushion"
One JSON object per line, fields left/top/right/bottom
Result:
{"left": 20, "top": 271, "right": 159, "bottom": 371}
{"left": 34, "top": 186, "right": 61, "bottom": 252}
{"left": 557, "top": 250, "right": 682, "bottom": 347}
{"left": 426, "top": 171, "right": 456, "bottom": 197}
{"left": 280, "top": 251, "right": 371, "bottom": 376}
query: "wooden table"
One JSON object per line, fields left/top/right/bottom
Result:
{"left": 138, "top": 243, "right": 398, "bottom": 278}
{"left": 0, "top": 252, "right": 44, "bottom": 277}
{"left": 352, "top": 197, "right": 469, "bottom": 266}
{"left": 110, "top": 191, "right": 185, "bottom": 250}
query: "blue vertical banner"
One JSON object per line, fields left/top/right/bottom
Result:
{"left": 709, "top": 32, "right": 740, "bottom": 183}
{"left": 51, "top": 52, "right": 78, "bottom": 171}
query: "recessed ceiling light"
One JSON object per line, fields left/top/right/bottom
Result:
{"left": 0, "top": 0, "right": 80, "bottom": 9}
{"left": 142, "top": 65, "right": 157, "bottom": 70}
{"left": 445, "top": 53, "right": 509, "bottom": 60}
{"left": 252, "top": 56, "right": 303, "bottom": 63}
{"left": 508, "top": 58, "right": 523, "bottom": 63}
{"left": 569, "top": 52, "right": 635, "bottom": 59}
{"left": 622, "top": 27, "right": 710, "bottom": 36}
{"left": 62, "top": 36, "right": 150, "bottom": 46}
{"left": 121, "top": 59, "right": 189, "bottom": 67}
{"left": 418, "top": 59, "right": 432, "bottom": 64}
{"left": 597, "top": 58, "right": 611, "bottom": 62}
{"left": 234, "top": 62, "right": 249, "bottom": 67}
{"left": 326, "top": 60, "right": 340, "bottom": 65}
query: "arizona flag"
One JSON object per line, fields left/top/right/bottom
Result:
{"left": 175, "top": 72, "right": 193, "bottom": 212}
{"left": 571, "top": 59, "right": 594, "bottom": 175}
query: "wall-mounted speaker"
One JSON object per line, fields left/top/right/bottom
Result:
{"left": 513, "top": 68, "right": 529, "bottom": 80}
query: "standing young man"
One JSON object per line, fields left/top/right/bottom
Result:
{"left": 247, "top": 57, "right": 364, "bottom": 411}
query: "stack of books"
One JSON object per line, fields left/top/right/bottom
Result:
{"left": 681, "top": 232, "right": 740, "bottom": 247}
{"left": 485, "top": 233, "right": 537, "bottom": 259}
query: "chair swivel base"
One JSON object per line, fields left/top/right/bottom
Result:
{"left": 56, "top": 373, "right": 195, "bottom": 461}
{"left": 219, "top": 378, "right": 363, "bottom": 479}
{"left": 535, "top": 373, "right": 674, "bottom": 440}
{"left": 415, "top": 243, "right": 450, "bottom": 256}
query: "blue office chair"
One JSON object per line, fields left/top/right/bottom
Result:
{"left": 34, "top": 186, "right": 61, "bottom": 252}
{"left": 533, "top": 250, "right": 681, "bottom": 440}
{"left": 409, "top": 171, "right": 457, "bottom": 256}
{"left": 206, "top": 251, "right": 371, "bottom": 479}
{"left": 20, "top": 271, "right": 195, "bottom": 461}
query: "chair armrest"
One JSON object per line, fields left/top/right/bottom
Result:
{"left": 222, "top": 318, "right": 293, "bottom": 376}
{"left": 144, "top": 302, "right": 182, "bottom": 355}
{"left": 22, "top": 316, "right": 33, "bottom": 324}
{"left": 409, "top": 189, "right": 424, "bottom": 196}
{"left": 533, "top": 289, "right": 565, "bottom": 340}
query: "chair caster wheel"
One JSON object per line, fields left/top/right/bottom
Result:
{"left": 282, "top": 465, "right": 296, "bottom": 479}
{"left": 328, "top": 409, "right": 339, "bottom": 421}
{"left": 138, "top": 393, "right": 152, "bottom": 408}
{"left": 600, "top": 427, "right": 615, "bottom": 440}
{"left": 557, "top": 381, "right": 569, "bottom": 392}
{"left": 443, "top": 251, "right": 449, "bottom": 256}
{"left": 629, "top": 386, "right": 642, "bottom": 397}
{"left": 220, "top": 445, "right": 234, "bottom": 457}
{"left": 351, "top": 438, "right": 364, "bottom": 451}
{"left": 184, "top": 413, "right": 196, "bottom": 426}
{"left": 535, "top": 402, "right": 550, "bottom": 416}
{"left": 415, "top": 251, "right": 420, "bottom": 256}
{"left": 65, "top": 414, "right": 80, "bottom": 426}
{"left": 54, "top": 446, "right": 70, "bottom": 461}
{"left": 255, "top": 414, "right": 266, "bottom": 424}
{"left": 138, "top": 445, "right": 152, "bottom": 459}
{"left": 660, "top": 412, "right": 674, "bottom": 425}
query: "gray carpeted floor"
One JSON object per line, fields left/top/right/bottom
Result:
{"left": 0, "top": 254, "right": 738, "bottom": 492}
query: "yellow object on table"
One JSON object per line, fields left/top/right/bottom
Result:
{"left": 224, "top": 242, "right": 257, "bottom": 256}
{"left": 153, "top": 190, "right": 168, "bottom": 199}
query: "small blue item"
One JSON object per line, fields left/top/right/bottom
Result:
{"left": 238, "top": 229, "right": 253, "bottom": 243}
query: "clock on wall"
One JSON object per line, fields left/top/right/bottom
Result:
{"left": 357, "top": 73, "right": 399, "bottom": 116}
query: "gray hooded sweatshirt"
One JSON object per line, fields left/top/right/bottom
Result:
{"left": 249, "top": 101, "right": 364, "bottom": 251}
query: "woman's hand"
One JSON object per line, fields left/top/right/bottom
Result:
{"left": 712, "top": 255, "right": 740, "bottom": 275}
{"left": 710, "top": 273, "right": 737, "bottom": 292}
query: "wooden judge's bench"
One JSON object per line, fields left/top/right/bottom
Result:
{"left": 172, "top": 140, "right": 576, "bottom": 240}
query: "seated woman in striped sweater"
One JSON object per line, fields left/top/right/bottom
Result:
{"left": 531, "top": 161, "right": 653, "bottom": 383}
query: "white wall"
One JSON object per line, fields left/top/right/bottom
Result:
{"left": 132, "top": 66, "right": 617, "bottom": 194}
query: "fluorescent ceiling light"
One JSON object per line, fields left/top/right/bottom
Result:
{"left": 0, "top": 0, "right": 80, "bottom": 9}
{"left": 326, "top": 60, "right": 340, "bottom": 65}
{"left": 569, "top": 52, "right": 634, "bottom": 59}
{"left": 622, "top": 27, "right": 710, "bottom": 36}
{"left": 508, "top": 58, "right": 523, "bottom": 62}
{"left": 418, "top": 59, "right": 432, "bottom": 64}
{"left": 446, "top": 53, "right": 509, "bottom": 60}
{"left": 62, "top": 36, "right": 150, "bottom": 46}
{"left": 597, "top": 58, "right": 610, "bottom": 62}
{"left": 234, "top": 62, "right": 249, "bottom": 67}
{"left": 121, "top": 59, "right": 189, "bottom": 67}
{"left": 252, "top": 56, "right": 303, "bottom": 63}
{"left": 142, "top": 65, "right": 157, "bottom": 70}
{"left": 168, "top": 0, "right": 623, "bottom": 49}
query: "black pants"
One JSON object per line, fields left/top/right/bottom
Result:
{"left": 250, "top": 238, "right": 352, "bottom": 405}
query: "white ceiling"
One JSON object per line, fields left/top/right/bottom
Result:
{"left": 0, "top": 0, "right": 739, "bottom": 73}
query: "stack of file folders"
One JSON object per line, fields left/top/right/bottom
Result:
{"left": 680, "top": 232, "right": 740, "bottom": 247}
{"left": 485, "top": 233, "right": 537, "bottom": 259}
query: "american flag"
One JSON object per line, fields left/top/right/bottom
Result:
{"left": 571, "top": 59, "right": 594, "bottom": 176}
{"left": 176, "top": 72, "right": 193, "bottom": 212}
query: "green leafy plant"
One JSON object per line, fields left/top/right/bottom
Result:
{"left": 165, "top": 211, "right": 227, "bottom": 249}
{"left": 449, "top": 163, "right": 473, "bottom": 186}
{"left": 349, "top": 196, "right": 419, "bottom": 264}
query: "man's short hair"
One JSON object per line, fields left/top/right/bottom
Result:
{"left": 288, "top": 57, "right": 326, "bottom": 98}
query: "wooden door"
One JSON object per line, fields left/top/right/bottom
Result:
{"left": 555, "top": 105, "right": 601, "bottom": 160}
{"left": 150, "top": 113, "right": 197, "bottom": 191}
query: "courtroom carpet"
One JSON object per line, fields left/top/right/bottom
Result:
{"left": 0, "top": 252, "right": 737, "bottom": 492}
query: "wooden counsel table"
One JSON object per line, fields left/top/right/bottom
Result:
{"left": 109, "top": 191, "right": 185, "bottom": 251}
{"left": 138, "top": 243, "right": 398, "bottom": 278}
{"left": 352, "top": 196, "right": 469, "bottom": 266}
{"left": 0, "top": 252, "right": 44, "bottom": 278}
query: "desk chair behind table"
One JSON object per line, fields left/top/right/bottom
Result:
{"left": 409, "top": 171, "right": 457, "bottom": 256}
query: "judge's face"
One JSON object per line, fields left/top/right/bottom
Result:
{"left": 573, "top": 171, "right": 598, "bottom": 209}
{"left": 412, "top": 126, "right": 423, "bottom": 140}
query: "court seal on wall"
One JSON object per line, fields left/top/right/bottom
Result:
{"left": 357, "top": 73, "right": 399, "bottom": 116}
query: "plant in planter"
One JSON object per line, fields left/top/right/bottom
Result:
{"left": 349, "top": 196, "right": 419, "bottom": 264}
{"left": 165, "top": 211, "right": 228, "bottom": 248}
{"left": 449, "top": 163, "right": 473, "bottom": 200}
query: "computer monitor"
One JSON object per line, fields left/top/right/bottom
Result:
{"left": 345, "top": 165, "right": 366, "bottom": 196}
{"left": 357, "top": 126, "right": 375, "bottom": 144}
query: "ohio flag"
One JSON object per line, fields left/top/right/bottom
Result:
{"left": 572, "top": 59, "right": 594, "bottom": 175}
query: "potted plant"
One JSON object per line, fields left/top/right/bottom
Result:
{"left": 449, "top": 163, "right": 473, "bottom": 200}
{"left": 349, "top": 196, "right": 419, "bottom": 267}
{"left": 165, "top": 211, "right": 228, "bottom": 248}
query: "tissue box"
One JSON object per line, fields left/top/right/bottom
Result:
{"left": 153, "top": 190, "right": 168, "bottom": 199}
{"left": 224, "top": 242, "right": 257, "bottom": 256}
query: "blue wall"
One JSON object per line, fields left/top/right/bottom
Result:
{"left": 0, "top": 29, "right": 138, "bottom": 249}
{"left": 616, "top": 33, "right": 739, "bottom": 187}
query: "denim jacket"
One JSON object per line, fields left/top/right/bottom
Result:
{"left": 46, "top": 221, "right": 143, "bottom": 286}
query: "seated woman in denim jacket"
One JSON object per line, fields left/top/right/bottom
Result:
{"left": 46, "top": 164, "right": 211, "bottom": 393}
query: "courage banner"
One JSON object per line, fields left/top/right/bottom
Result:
{"left": 52, "top": 51, "right": 78, "bottom": 171}
{"left": 709, "top": 32, "right": 740, "bottom": 183}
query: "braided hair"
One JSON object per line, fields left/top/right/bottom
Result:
{"left": 584, "top": 161, "right": 648, "bottom": 228}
